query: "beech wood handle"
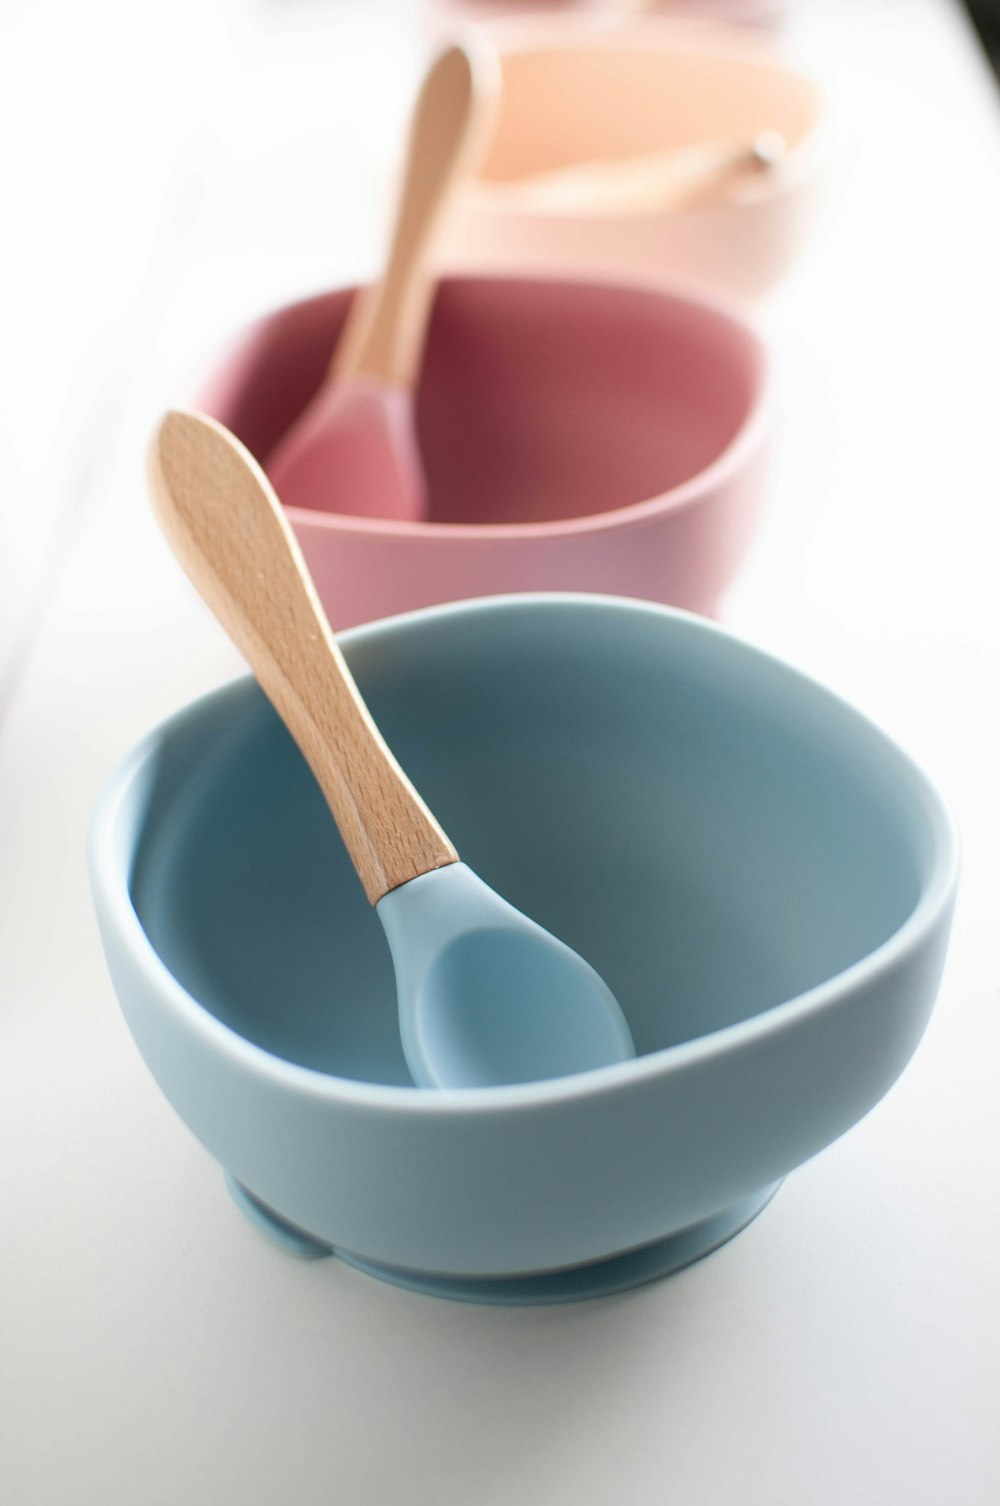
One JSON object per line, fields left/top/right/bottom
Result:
{"left": 332, "top": 41, "right": 497, "bottom": 389}
{"left": 148, "top": 411, "right": 458, "bottom": 903}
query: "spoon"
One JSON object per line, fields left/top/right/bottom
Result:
{"left": 501, "top": 130, "right": 787, "bottom": 215}
{"left": 264, "top": 42, "right": 498, "bottom": 523}
{"left": 149, "top": 411, "right": 635, "bottom": 1089}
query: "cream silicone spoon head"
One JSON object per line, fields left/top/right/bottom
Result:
{"left": 502, "top": 130, "right": 787, "bottom": 216}
{"left": 149, "top": 411, "right": 635, "bottom": 1089}
{"left": 265, "top": 41, "right": 498, "bottom": 524}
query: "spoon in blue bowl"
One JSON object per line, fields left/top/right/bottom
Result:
{"left": 148, "top": 411, "right": 635, "bottom": 1088}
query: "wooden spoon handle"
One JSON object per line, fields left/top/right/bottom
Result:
{"left": 148, "top": 411, "right": 458, "bottom": 903}
{"left": 332, "top": 41, "right": 497, "bottom": 389}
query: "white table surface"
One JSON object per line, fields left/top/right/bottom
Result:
{"left": 2, "top": 1, "right": 999, "bottom": 1502}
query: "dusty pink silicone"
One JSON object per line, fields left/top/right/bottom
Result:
{"left": 265, "top": 382, "right": 426, "bottom": 522}
{"left": 192, "top": 274, "right": 770, "bottom": 628}
{"left": 426, "top": 3, "right": 792, "bottom": 30}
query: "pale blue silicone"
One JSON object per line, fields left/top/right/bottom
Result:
{"left": 88, "top": 595, "right": 958, "bottom": 1304}
{"left": 223, "top": 1171, "right": 783, "bottom": 1303}
{"left": 377, "top": 861, "right": 635, "bottom": 1088}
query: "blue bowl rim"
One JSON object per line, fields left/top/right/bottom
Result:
{"left": 89, "top": 593, "right": 960, "bottom": 1117}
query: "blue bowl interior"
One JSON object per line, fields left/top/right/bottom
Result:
{"left": 130, "top": 604, "right": 931, "bottom": 1087}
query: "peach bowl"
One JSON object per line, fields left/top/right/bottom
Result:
{"left": 440, "top": 23, "right": 826, "bottom": 299}
{"left": 192, "top": 274, "right": 770, "bottom": 629}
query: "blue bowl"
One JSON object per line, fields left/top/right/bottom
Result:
{"left": 89, "top": 596, "right": 957, "bottom": 1304}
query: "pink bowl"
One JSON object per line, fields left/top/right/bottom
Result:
{"left": 427, "top": 2, "right": 793, "bottom": 31}
{"left": 440, "top": 23, "right": 825, "bottom": 299}
{"left": 193, "top": 275, "right": 770, "bottom": 628}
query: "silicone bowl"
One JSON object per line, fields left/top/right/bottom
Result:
{"left": 90, "top": 596, "right": 957, "bottom": 1305}
{"left": 194, "top": 275, "right": 770, "bottom": 627}
{"left": 429, "top": 3, "right": 792, "bottom": 28}
{"left": 440, "top": 24, "right": 826, "bottom": 298}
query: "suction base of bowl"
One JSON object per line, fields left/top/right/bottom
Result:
{"left": 225, "top": 1174, "right": 782, "bottom": 1305}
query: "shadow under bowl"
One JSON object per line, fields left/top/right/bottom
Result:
{"left": 89, "top": 596, "right": 957, "bottom": 1303}
{"left": 193, "top": 275, "right": 770, "bottom": 628}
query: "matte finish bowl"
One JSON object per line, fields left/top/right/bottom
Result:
{"left": 89, "top": 597, "right": 957, "bottom": 1303}
{"left": 428, "top": 3, "right": 792, "bottom": 29}
{"left": 194, "top": 276, "right": 770, "bottom": 628}
{"left": 441, "top": 25, "right": 826, "bottom": 299}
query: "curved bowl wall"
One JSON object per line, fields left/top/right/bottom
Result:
{"left": 90, "top": 597, "right": 957, "bottom": 1279}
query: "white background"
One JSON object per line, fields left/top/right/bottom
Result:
{"left": 1, "top": 1, "right": 998, "bottom": 1502}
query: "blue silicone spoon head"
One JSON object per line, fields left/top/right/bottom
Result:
{"left": 377, "top": 863, "right": 635, "bottom": 1089}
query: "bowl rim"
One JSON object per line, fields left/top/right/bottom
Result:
{"left": 200, "top": 272, "right": 773, "bottom": 542}
{"left": 90, "top": 594, "right": 959, "bottom": 1118}
{"left": 462, "top": 17, "right": 828, "bottom": 217}
{"left": 439, "top": 3, "right": 793, "bottom": 26}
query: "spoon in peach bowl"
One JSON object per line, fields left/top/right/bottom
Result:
{"left": 150, "top": 411, "right": 635, "bottom": 1089}
{"left": 501, "top": 131, "right": 787, "bottom": 216}
{"left": 265, "top": 41, "right": 498, "bottom": 523}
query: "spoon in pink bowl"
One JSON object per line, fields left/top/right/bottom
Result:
{"left": 265, "top": 41, "right": 498, "bottom": 522}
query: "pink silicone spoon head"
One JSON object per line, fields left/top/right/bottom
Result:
{"left": 266, "top": 41, "right": 498, "bottom": 522}
{"left": 265, "top": 382, "right": 426, "bottom": 523}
